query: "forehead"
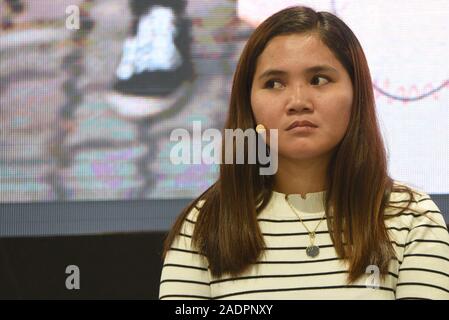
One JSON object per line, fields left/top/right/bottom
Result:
{"left": 255, "top": 33, "right": 342, "bottom": 73}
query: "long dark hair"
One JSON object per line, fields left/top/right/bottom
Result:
{"left": 162, "top": 5, "right": 422, "bottom": 284}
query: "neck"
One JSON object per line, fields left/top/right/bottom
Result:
{"left": 273, "top": 154, "right": 330, "bottom": 198}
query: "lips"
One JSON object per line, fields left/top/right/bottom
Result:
{"left": 286, "top": 120, "right": 318, "bottom": 131}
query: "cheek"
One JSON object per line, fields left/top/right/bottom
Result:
{"left": 250, "top": 91, "right": 259, "bottom": 122}
{"left": 253, "top": 109, "right": 273, "bottom": 125}
{"left": 324, "top": 97, "right": 352, "bottom": 136}
{"left": 251, "top": 93, "right": 276, "bottom": 125}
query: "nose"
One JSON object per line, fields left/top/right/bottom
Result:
{"left": 285, "top": 84, "right": 313, "bottom": 113}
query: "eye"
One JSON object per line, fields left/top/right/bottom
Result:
{"left": 311, "top": 75, "right": 330, "bottom": 86}
{"left": 264, "top": 79, "right": 284, "bottom": 89}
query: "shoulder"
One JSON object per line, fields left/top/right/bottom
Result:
{"left": 186, "top": 199, "right": 206, "bottom": 223}
{"left": 168, "top": 199, "right": 207, "bottom": 255}
{"left": 387, "top": 180, "right": 447, "bottom": 229}
{"left": 389, "top": 180, "right": 432, "bottom": 205}
{"left": 179, "top": 199, "right": 206, "bottom": 236}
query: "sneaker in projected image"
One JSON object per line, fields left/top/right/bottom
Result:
{"left": 108, "top": 4, "right": 194, "bottom": 119}
{"left": 7, "top": 0, "right": 24, "bottom": 13}
{"left": 1, "top": 0, "right": 24, "bottom": 29}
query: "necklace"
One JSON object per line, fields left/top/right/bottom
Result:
{"left": 284, "top": 194, "right": 326, "bottom": 258}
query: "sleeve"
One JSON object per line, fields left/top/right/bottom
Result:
{"left": 159, "top": 203, "right": 212, "bottom": 300}
{"left": 395, "top": 192, "right": 449, "bottom": 300}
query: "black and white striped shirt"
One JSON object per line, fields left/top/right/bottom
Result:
{"left": 159, "top": 183, "right": 449, "bottom": 300}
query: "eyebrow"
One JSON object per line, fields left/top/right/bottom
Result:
{"left": 257, "top": 65, "right": 338, "bottom": 81}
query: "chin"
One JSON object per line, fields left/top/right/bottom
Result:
{"left": 280, "top": 149, "right": 323, "bottom": 161}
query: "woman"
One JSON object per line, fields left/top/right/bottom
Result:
{"left": 159, "top": 6, "right": 449, "bottom": 299}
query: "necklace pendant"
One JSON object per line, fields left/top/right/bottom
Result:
{"left": 306, "top": 245, "right": 320, "bottom": 258}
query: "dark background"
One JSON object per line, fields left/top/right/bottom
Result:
{"left": 0, "top": 198, "right": 195, "bottom": 299}
{"left": 0, "top": 231, "right": 166, "bottom": 299}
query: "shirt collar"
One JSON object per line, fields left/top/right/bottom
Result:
{"left": 271, "top": 189, "right": 327, "bottom": 215}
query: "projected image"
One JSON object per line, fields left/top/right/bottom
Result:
{"left": 0, "top": 0, "right": 447, "bottom": 203}
{"left": 0, "top": 0, "right": 250, "bottom": 202}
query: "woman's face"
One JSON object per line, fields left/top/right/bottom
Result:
{"left": 251, "top": 33, "right": 353, "bottom": 162}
